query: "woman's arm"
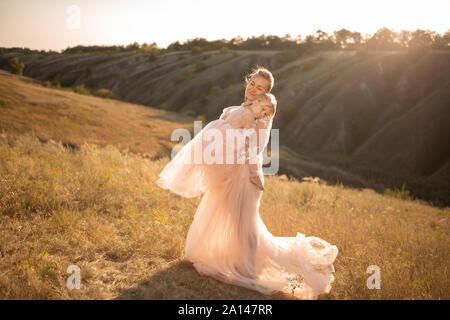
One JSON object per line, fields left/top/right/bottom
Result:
{"left": 247, "top": 116, "right": 271, "bottom": 191}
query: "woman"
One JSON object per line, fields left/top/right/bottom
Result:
{"left": 157, "top": 66, "right": 338, "bottom": 299}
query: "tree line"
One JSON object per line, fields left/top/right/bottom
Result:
{"left": 1, "top": 27, "right": 448, "bottom": 56}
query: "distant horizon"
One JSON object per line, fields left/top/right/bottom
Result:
{"left": 1, "top": 0, "right": 449, "bottom": 52}
{"left": 1, "top": 27, "right": 449, "bottom": 53}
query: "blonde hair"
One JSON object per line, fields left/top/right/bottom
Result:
{"left": 244, "top": 66, "right": 274, "bottom": 93}
{"left": 253, "top": 93, "right": 277, "bottom": 118}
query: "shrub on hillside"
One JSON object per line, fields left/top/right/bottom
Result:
{"left": 9, "top": 57, "right": 24, "bottom": 75}
{"left": 59, "top": 75, "right": 78, "bottom": 87}
{"left": 48, "top": 69, "right": 60, "bottom": 80}
{"left": 193, "top": 61, "right": 207, "bottom": 74}
{"left": 219, "top": 47, "right": 230, "bottom": 54}
{"left": 174, "top": 76, "right": 186, "bottom": 85}
{"left": 21, "top": 78, "right": 34, "bottom": 84}
{"left": 73, "top": 84, "right": 91, "bottom": 95}
{"left": 148, "top": 52, "right": 157, "bottom": 62}
{"left": 196, "top": 114, "right": 206, "bottom": 123}
{"left": 384, "top": 183, "right": 413, "bottom": 201}
{"left": 94, "top": 88, "right": 119, "bottom": 99}
{"left": 188, "top": 61, "right": 207, "bottom": 75}
{"left": 191, "top": 46, "right": 202, "bottom": 55}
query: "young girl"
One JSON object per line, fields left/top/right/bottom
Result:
{"left": 157, "top": 94, "right": 274, "bottom": 197}
{"left": 220, "top": 93, "right": 276, "bottom": 191}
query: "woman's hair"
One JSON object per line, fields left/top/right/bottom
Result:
{"left": 244, "top": 66, "right": 274, "bottom": 93}
{"left": 254, "top": 93, "right": 277, "bottom": 118}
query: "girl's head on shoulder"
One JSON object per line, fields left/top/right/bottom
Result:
{"left": 242, "top": 93, "right": 277, "bottom": 119}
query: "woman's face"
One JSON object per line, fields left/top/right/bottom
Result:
{"left": 245, "top": 76, "right": 270, "bottom": 100}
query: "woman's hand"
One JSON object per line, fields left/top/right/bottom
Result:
{"left": 250, "top": 174, "right": 264, "bottom": 191}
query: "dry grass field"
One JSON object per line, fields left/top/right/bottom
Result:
{"left": 0, "top": 131, "right": 448, "bottom": 299}
{"left": 0, "top": 70, "right": 448, "bottom": 299}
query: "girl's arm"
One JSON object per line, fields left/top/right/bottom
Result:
{"left": 219, "top": 106, "right": 234, "bottom": 120}
{"left": 245, "top": 115, "right": 268, "bottom": 164}
{"left": 226, "top": 112, "right": 254, "bottom": 129}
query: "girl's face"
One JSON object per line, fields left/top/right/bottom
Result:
{"left": 245, "top": 76, "right": 270, "bottom": 100}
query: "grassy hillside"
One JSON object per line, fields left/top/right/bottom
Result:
{"left": 0, "top": 70, "right": 448, "bottom": 299}
{"left": 280, "top": 50, "right": 450, "bottom": 181}
{"left": 0, "top": 70, "right": 193, "bottom": 159}
{"left": 0, "top": 130, "right": 448, "bottom": 299}
{"left": 0, "top": 68, "right": 371, "bottom": 194}
{"left": 1, "top": 48, "right": 449, "bottom": 206}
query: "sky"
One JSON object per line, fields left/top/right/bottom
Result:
{"left": 0, "top": 0, "right": 449, "bottom": 52}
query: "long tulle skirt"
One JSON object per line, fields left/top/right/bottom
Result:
{"left": 157, "top": 119, "right": 338, "bottom": 299}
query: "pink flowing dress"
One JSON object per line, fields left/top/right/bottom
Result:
{"left": 157, "top": 105, "right": 338, "bottom": 299}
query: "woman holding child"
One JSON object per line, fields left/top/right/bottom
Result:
{"left": 157, "top": 66, "right": 338, "bottom": 299}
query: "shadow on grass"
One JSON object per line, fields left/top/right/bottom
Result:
{"left": 115, "top": 259, "right": 317, "bottom": 300}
